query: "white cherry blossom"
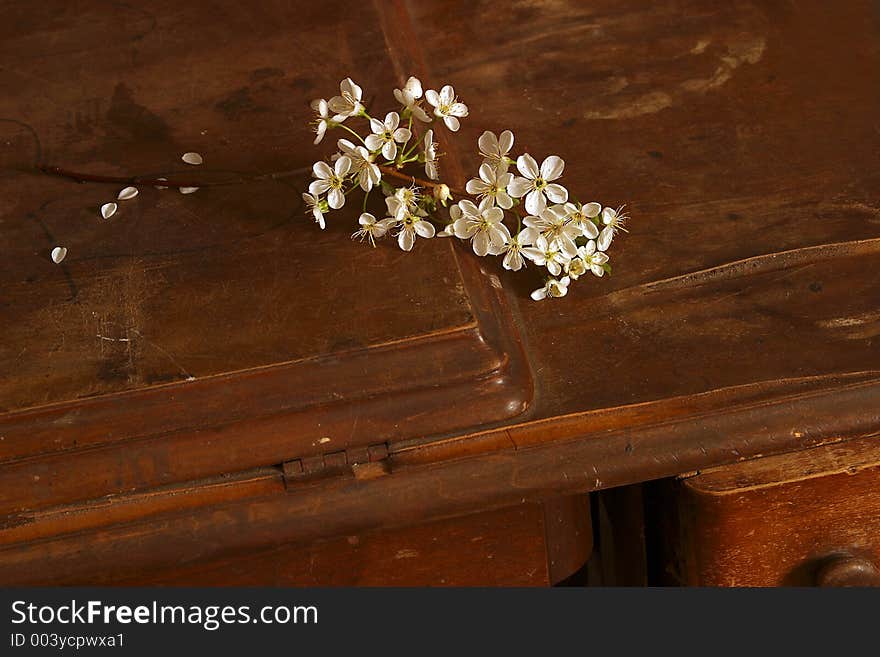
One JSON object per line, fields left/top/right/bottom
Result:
{"left": 352, "top": 212, "right": 397, "bottom": 247}
{"left": 337, "top": 139, "right": 381, "bottom": 192}
{"left": 310, "top": 98, "right": 343, "bottom": 144}
{"left": 579, "top": 239, "right": 610, "bottom": 276}
{"left": 393, "top": 76, "right": 431, "bottom": 123}
{"left": 365, "top": 112, "right": 412, "bottom": 160}
{"left": 452, "top": 198, "right": 510, "bottom": 256}
{"left": 531, "top": 276, "right": 571, "bottom": 301}
{"left": 565, "top": 256, "right": 587, "bottom": 279}
{"left": 598, "top": 205, "right": 628, "bottom": 251}
{"left": 424, "top": 129, "right": 439, "bottom": 180}
{"left": 391, "top": 201, "right": 435, "bottom": 251}
{"left": 523, "top": 205, "right": 581, "bottom": 258}
{"left": 465, "top": 162, "right": 513, "bottom": 209}
{"left": 328, "top": 77, "right": 363, "bottom": 118}
{"left": 425, "top": 85, "right": 468, "bottom": 131}
{"left": 478, "top": 130, "right": 514, "bottom": 169}
{"left": 302, "top": 192, "right": 326, "bottom": 229}
{"left": 521, "top": 234, "right": 570, "bottom": 276}
{"left": 563, "top": 201, "right": 601, "bottom": 239}
{"left": 393, "top": 185, "right": 421, "bottom": 210}
{"left": 507, "top": 153, "right": 568, "bottom": 215}
{"left": 501, "top": 226, "right": 539, "bottom": 271}
{"left": 309, "top": 156, "right": 351, "bottom": 209}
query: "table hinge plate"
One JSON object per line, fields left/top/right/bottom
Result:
{"left": 281, "top": 442, "right": 391, "bottom": 488}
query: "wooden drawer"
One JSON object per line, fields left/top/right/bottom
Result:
{"left": 16, "top": 495, "right": 591, "bottom": 587}
{"left": 658, "top": 437, "right": 880, "bottom": 586}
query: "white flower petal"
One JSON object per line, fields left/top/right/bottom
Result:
{"left": 405, "top": 76, "right": 423, "bottom": 98}
{"left": 544, "top": 183, "right": 568, "bottom": 203}
{"left": 364, "top": 134, "right": 383, "bottom": 151}
{"left": 498, "top": 130, "right": 514, "bottom": 155}
{"left": 466, "top": 179, "right": 487, "bottom": 195}
{"left": 443, "top": 116, "right": 460, "bottom": 131}
{"left": 313, "top": 161, "right": 333, "bottom": 179}
{"left": 179, "top": 187, "right": 199, "bottom": 194}
{"left": 584, "top": 202, "right": 601, "bottom": 218}
{"left": 517, "top": 153, "right": 540, "bottom": 179}
{"left": 518, "top": 227, "right": 539, "bottom": 245}
{"left": 598, "top": 227, "right": 614, "bottom": 251}
{"left": 328, "top": 188, "right": 345, "bottom": 209}
{"left": 386, "top": 112, "right": 400, "bottom": 130}
{"left": 507, "top": 177, "right": 533, "bottom": 198}
{"left": 451, "top": 218, "right": 470, "bottom": 238}
{"left": 484, "top": 207, "right": 505, "bottom": 224}
{"left": 51, "top": 246, "right": 67, "bottom": 263}
{"left": 369, "top": 118, "right": 385, "bottom": 134}
{"left": 398, "top": 229, "right": 415, "bottom": 251}
{"left": 309, "top": 179, "right": 331, "bottom": 195}
{"left": 582, "top": 221, "right": 599, "bottom": 239}
{"left": 100, "top": 202, "right": 117, "bottom": 219}
{"left": 521, "top": 247, "right": 545, "bottom": 264}
{"left": 412, "top": 105, "right": 431, "bottom": 123}
{"left": 531, "top": 287, "right": 548, "bottom": 301}
{"left": 478, "top": 131, "right": 498, "bottom": 156}
{"left": 524, "top": 189, "right": 546, "bottom": 215}
{"left": 117, "top": 186, "right": 138, "bottom": 201}
{"left": 414, "top": 220, "right": 435, "bottom": 238}
{"left": 314, "top": 121, "right": 327, "bottom": 144}
{"left": 496, "top": 191, "right": 514, "bottom": 209}
{"left": 473, "top": 232, "right": 490, "bottom": 256}
{"left": 425, "top": 89, "right": 440, "bottom": 107}
{"left": 393, "top": 127, "right": 411, "bottom": 143}
{"left": 382, "top": 141, "right": 397, "bottom": 160}
{"left": 449, "top": 102, "right": 468, "bottom": 117}
{"left": 478, "top": 162, "right": 495, "bottom": 184}
{"left": 334, "top": 155, "right": 352, "bottom": 176}
{"left": 504, "top": 250, "right": 523, "bottom": 271}
{"left": 439, "top": 85, "right": 454, "bottom": 104}
{"left": 182, "top": 152, "right": 203, "bottom": 166}
{"left": 540, "top": 155, "right": 564, "bottom": 181}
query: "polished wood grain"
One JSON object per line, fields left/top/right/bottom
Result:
{"left": 662, "top": 437, "right": 880, "bottom": 586}
{"left": 0, "top": 0, "right": 878, "bottom": 583}
{"left": 115, "top": 497, "right": 591, "bottom": 587}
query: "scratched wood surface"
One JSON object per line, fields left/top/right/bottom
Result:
{"left": 659, "top": 437, "right": 880, "bottom": 586}
{"left": 0, "top": 0, "right": 878, "bottom": 582}
{"left": 0, "top": 0, "right": 533, "bottom": 511}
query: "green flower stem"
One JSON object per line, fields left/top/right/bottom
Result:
{"left": 336, "top": 123, "right": 367, "bottom": 146}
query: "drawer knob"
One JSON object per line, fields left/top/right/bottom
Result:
{"left": 816, "top": 555, "right": 880, "bottom": 587}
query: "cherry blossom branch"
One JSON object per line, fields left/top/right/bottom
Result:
{"left": 376, "top": 164, "right": 454, "bottom": 192}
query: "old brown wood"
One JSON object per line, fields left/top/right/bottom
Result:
{"left": 0, "top": 0, "right": 878, "bottom": 583}
{"left": 659, "top": 437, "right": 880, "bottom": 586}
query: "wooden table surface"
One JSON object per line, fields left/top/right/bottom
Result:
{"left": 0, "top": 0, "right": 878, "bottom": 581}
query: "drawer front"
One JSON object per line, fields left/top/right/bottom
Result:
{"left": 666, "top": 437, "right": 880, "bottom": 586}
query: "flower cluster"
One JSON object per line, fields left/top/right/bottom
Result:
{"left": 306, "top": 76, "right": 627, "bottom": 301}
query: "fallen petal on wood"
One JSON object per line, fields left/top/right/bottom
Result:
{"left": 117, "top": 186, "right": 138, "bottom": 200}
{"left": 182, "top": 152, "right": 203, "bottom": 165}
{"left": 100, "top": 202, "right": 118, "bottom": 219}
{"left": 51, "top": 246, "right": 67, "bottom": 263}
{"left": 179, "top": 187, "right": 199, "bottom": 194}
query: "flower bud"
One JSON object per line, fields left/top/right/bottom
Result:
{"left": 433, "top": 183, "right": 452, "bottom": 206}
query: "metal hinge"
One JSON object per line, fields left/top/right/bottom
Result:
{"left": 280, "top": 442, "right": 391, "bottom": 488}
